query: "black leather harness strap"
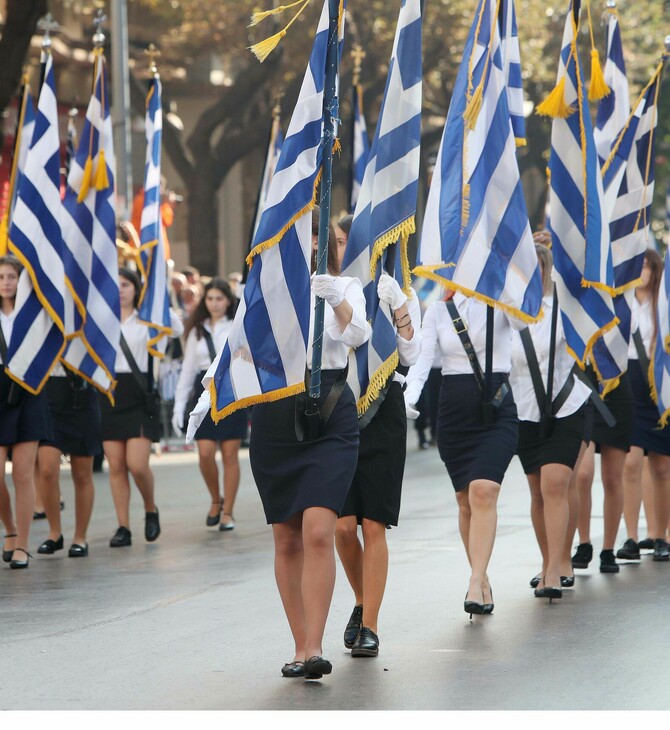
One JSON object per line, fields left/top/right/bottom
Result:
{"left": 632, "top": 329, "right": 650, "bottom": 386}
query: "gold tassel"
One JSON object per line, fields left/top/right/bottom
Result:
{"left": 0, "top": 215, "right": 8, "bottom": 256}
{"left": 536, "top": 75, "right": 574, "bottom": 118}
{"left": 588, "top": 49, "right": 610, "bottom": 101}
{"left": 332, "top": 137, "right": 342, "bottom": 156}
{"left": 94, "top": 149, "right": 110, "bottom": 191}
{"left": 249, "top": 30, "right": 287, "bottom": 63}
{"left": 249, "top": 1, "right": 306, "bottom": 27}
{"left": 463, "top": 83, "right": 484, "bottom": 132}
{"left": 77, "top": 156, "right": 94, "bottom": 203}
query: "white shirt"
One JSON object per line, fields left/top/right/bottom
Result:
{"left": 629, "top": 295, "right": 654, "bottom": 360}
{"left": 115, "top": 309, "right": 185, "bottom": 374}
{"left": 0, "top": 309, "right": 14, "bottom": 366}
{"left": 306, "top": 276, "right": 370, "bottom": 369}
{"left": 510, "top": 295, "right": 590, "bottom": 422}
{"left": 405, "top": 293, "right": 524, "bottom": 405}
{"left": 173, "top": 317, "right": 233, "bottom": 419}
{"left": 395, "top": 294, "right": 422, "bottom": 369}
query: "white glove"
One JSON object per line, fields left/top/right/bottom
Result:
{"left": 404, "top": 391, "right": 420, "bottom": 420}
{"left": 377, "top": 272, "right": 407, "bottom": 311}
{"left": 171, "top": 410, "right": 184, "bottom": 437}
{"left": 186, "top": 388, "right": 212, "bottom": 442}
{"left": 313, "top": 274, "right": 344, "bottom": 308}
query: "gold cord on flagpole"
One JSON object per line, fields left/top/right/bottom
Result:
{"left": 585, "top": 0, "right": 610, "bottom": 101}
{"left": 249, "top": 0, "right": 314, "bottom": 62}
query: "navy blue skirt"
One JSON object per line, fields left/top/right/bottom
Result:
{"left": 191, "top": 371, "right": 248, "bottom": 441}
{"left": 99, "top": 373, "right": 161, "bottom": 442}
{"left": 0, "top": 370, "right": 52, "bottom": 445}
{"left": 592, "top": 371, "right": 633, "bottom": 452}
{"left": 517, "top": 405, "right": 587, "bottom": 474}
{"left": 250, "top": 370, "right": 359, "bottom": 524}
{"left": 41, "top": 377, "right": 102, "bottom": 456}
{"left": 436, "top": 373, "right": 518, "bottom": 492}
{"left": 629, "top": 358, "right": 670, "bottom": 456}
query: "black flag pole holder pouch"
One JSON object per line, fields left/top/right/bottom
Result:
{"left": 446, "top": 301, "right": 508, "bottom": 427}
{"left": 295, "top": 365, "right": 348, "bottom": 442}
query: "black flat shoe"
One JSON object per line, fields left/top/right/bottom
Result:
{"left": 343, "top": 604, "right": 363, "bottom": 649}
{"left": 33, "top": 511, "right": 47, "bottom": 520}
{"left": 281, "top": 661, "right": 305, "bottom": 678}
{"left": 145, "top": 510, "right": 161, "bottom": 542}
{"left": 2, "top": 533, "right": 17, "bottom": 563}
{"left": 638, "top": 537, "right": 655, "bottom": 550}
{"left": 303, "top": 656, "right": 332, "bottom": 680}
{"left": 206, "top": 498, "right": 223, "bottom": 527}
{"left": 599, "top": 549, "right": 620, "bottom": 573}
{"left": 561, "top": 575, "right": 575, "bottom": 588}
{"left": 571, "top": 542, "right": 593, "bottom": 569}
{"left": 9, "top": 547, "right": 32, "bottom": 569}
{"left": 110, "top": 526, "right": 132, "bottom": 547}
{"left": 68, "top": 543, "right": 89, "bottom": 558}
{"left": 37, "top": 535, "right": 64, "bottom": 555}
{"left": 351, "top": 627, "right": 379, "bottom": 657}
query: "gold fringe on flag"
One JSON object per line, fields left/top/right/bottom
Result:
{"left": 536, "top": 74, "right": 574, "bottom": 118}
{"left": 463, "top": 84, "right": 483, "bottom": 132}
{"left": 0, "top": 215, "right": 8, "bottom": 256}
{"left": 368, "top": 217, "right": 415, "bottom": 287}
{"left": 249, "top": 0, "right": 313, "bottom": 62}
{"left": 210, "top": 378, "right": 305, "bottom": 424}
{"left": 356, "top": 350, "right": 399, "bottom": 415}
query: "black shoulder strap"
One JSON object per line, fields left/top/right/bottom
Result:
{"left": 119, "top": 333, "right": 149, "bottom": 393}
{"left": 545, "top": 290, "right": 559, "bottom": 416}
{"left": 519, "top": 328, "right": 547, "bottom": 413}
{"left": 446, "top": 300, "right": 485, "bottom": 394}
{"left": 0, "top": 323, "right": 7, "bottom": 365}
{"left": 573, "top": 366, "right": 617, "bottom": 427}
{"left": 202, "top": 329, "right": 217, "bottom": 362}
{"left": 633, "top": 329, "right": 650, "bottom": 386}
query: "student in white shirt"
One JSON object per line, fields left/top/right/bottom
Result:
{"left": 510, "top": 244, "right": 590, "bottom": 601}
{"left": 619, "top": 250, "right": 670, "bottom": 561}
{"left": 250, "top": 209, "right": 370, "bottom": 680}
{"left": 99, "top": 267, "right": 184, "bottom": 548}
{"left": 0, "top": 255, "right": 52, "bottom": 569}
{"left": 405, "top": 288, "right": 524, "bottom": 618}
{"left": 172, "top": 278, "right": 244, "bottom": 531}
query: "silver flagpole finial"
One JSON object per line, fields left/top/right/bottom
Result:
{"left": 93, "top": 9, "right": 107, "bottom": 48}
{"left": 605, "top": 1, "right": 616, "bottom": 9}
{"left": 37, "top": 13, "right": 60, "bottom": 50}
{"left": 665, "top": 35, "right": 670, "bottom": 54}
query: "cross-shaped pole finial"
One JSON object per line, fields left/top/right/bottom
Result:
{"left": 144, "top": 44, "right": 161, "bottom": 75}
{"left": 93, "top": 9, "right": 107, "bottom": 48}
{"left": 351, "top": 44, "right": 366, "bottom": 86}
{"left": 37, "top": 12, "right": 60, "bottom": 50}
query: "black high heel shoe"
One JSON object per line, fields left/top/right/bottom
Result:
{"left": 482, "top": 585, "right": 494, "bottom": 615}
{"left": 9, "top": 547, "right": 32, "bottom": 569}
{"left": 530, "top": 574, "right": 541, "bottom": 588}
{"left": 2, "top": 533, "right": 17, "bottom": 563}
{"left": 206, "top": 498, "right": 223, "bottom": 527}
{"left": 561, "top": 574, "right": 575, "bottom": 588}
{"left": 534, "top": 580, "right": 563, "bottom": 604}
{"left": 464, "top": 592, "right": 485, "bottom": 619}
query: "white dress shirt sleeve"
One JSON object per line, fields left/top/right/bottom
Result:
{"left": 173, "top": 329, "right": 199, "bottom": 420}
{"left": 396, "top": 294, "right": 422, "bottom": 367}
{"left": 326, "top": 277, "right": 371, "bottom": 348}
{"left": 405, "top": 302, "right": 438, "bottom": 405}
{"left": 170, "top": 309, "right": 185, "bottom": 338}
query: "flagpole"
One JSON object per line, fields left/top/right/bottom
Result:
{"left": 309, "top": 0, "right": 341, "bottom": 402}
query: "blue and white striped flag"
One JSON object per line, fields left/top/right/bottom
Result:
{"left": 499, "top": 0, "right": 525, "bottom": 146}
{"left": 137, "top": 74, "right": 173, "bottom": 357}
{"left": 350, "top": 81, "right": 370, "bottom": 212}
{"left": 541, "top": 0, "right": 618, "bottom": 387}
{"left": 651, "top": 247, "right": 670, "bottom": 427}
{"left": 252, "top": 107, "right": 284, "bottom": 241}
{"left": 414, "top": 0, "right": 541, "bottom": 323}
{"left": 341, "top": 0, "right": 422, "bottom": 413}
{"left": 60, "top": 49, "right": 120, "bottom": 399}
{"left": 593, "top": 53, "right": 666, "bottom": 392}
{"left": 207, "top": 0, "right": 346, "bottom": 422}
{"left": 6, "top": 54, "right": 66, "bottom": 393}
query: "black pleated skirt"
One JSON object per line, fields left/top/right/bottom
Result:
{"left": 0, "top": 370, "right": 52, "bottom": 445}
{"left": 341, "top": 379, "right": 407, "bottom": 526}
{"left": 592, "top": 371, "right": 633, "bottom": 452}
{"left": 517, "top": 405, "right": 587, "bottom": 475}
{"left": 191, "top": 370, "right": 248, "bottom": 441}
{"left": 629, "top": 358, "right": 670, "bottom": 456}
{"left": 99, "top": 373, "right": 161, "bottom": 442}
{"left": 436, "top": 373, "right": 518, "bottom": 492}
{"left": 41, "top": 377, "right": 102, "bottom": 456}
{"left": 250, "top": 370, "right": 359, "bottom": 524}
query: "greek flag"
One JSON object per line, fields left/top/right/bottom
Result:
{"left": 414, "top": 0, "right": 541, "bottom": 323}
{"left": 651, "top": 249, "right": 670, "bottom": 427}
{"left": 207, "top": 0, "right": 346, "bottom": 422}
{"left": 137, "top": 75, "right": 173, "bottom": 357}
{"left": 350, "top": 81, "right": 370, "bottom": 212}
{"left": 252, "top": 108, "right": 284, "bottom": 241}
{"left": 592, "top": 53, "right": 666, "bottom": 392}
{"left": 542, "top": 0, "right": 617, "bottom": 385}
{"left": 341, "top": 0, "right": 422, "bottom": 413}
{"left": 6, "top": 54, "right": 65, "bottom": 393}
{"left": 60, "top": 50, "right": 120, "bottom": 399}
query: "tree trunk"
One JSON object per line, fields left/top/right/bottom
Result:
{"left": 187, "top": 161, "right": 220, "bottom": 275}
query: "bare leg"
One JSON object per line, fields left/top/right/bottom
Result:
{"left": 562, "top": 443, "right": 586, "bottom": 576}
{"left": 540, "top": 463, "right": 572, "bottom": 588}
{"left": 221, "top": 439, "right": 241, "bottom": 524}
{"left": 335, "top": 515, "right": 364, "bottom": 605}
{"left": 11, "top": 441, "right": 38, "bottom": 554}
{"left": 576, "top": 442, "right": 595, "bottom": 545}
{"left": 360, "top": 519, "right": 388, "bottom": 633}
{"left": 455, "top": 489, "right": 471, "bottom": 565}
{"left": 465, "top": 479, "right": 501, "bottom": 603}
{"left": 600, "top": 445, "right": 626, "bottom": 550}
{"left": 272, "top": 513, "right": 305, "bottom": 662}
{"left": 197, "top": 440, "right": 221, "bottom": 515}
{"left": 647, "top": 453, "right": 670, "bottom": 541}
{"left": 0, "top": 447, "right": 17, "bottom": 553}
{"left": 70, "top": 455, "right": 94, "bottom": 545}
{"left": 104, "top": 440, "right": 131, "bottom": 528}
{"left": 36, "top": 446, "right": 63, "bottom": 541}
{"left": 527, "top": 471, "right": 547, "bottom": 577}
{"left": 125, "top": 437, "right": 156, "bottom": 512}
{"left": 301, "top": 506, "right": 338, "bottom": 660}
{"left": 641, "top": 457, "right": 657, "bottom": 541}
{"left": 622, "top": 447, "right": 644, "bottom": 541}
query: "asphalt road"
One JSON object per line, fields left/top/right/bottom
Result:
{"left": 1, "top": 439, "right": 668, "bottom": 710}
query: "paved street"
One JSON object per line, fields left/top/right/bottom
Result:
{"left": 1, "top": 440, "right": 668, "bottom": 710}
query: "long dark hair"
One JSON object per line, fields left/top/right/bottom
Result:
{"left": 119, "top": 267, "right": 141, "bottom": 309}
{"left": 184, "top": 277, "right": 238, "bottom": 341}
{"left": 642, "top": 248, "right": 663, "bottom": 343}
{"left": 311, "top": 206, "right": 340, "bottom": 275}
{"left": 0, "top": 255, "right": 22, "bottom": 307}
